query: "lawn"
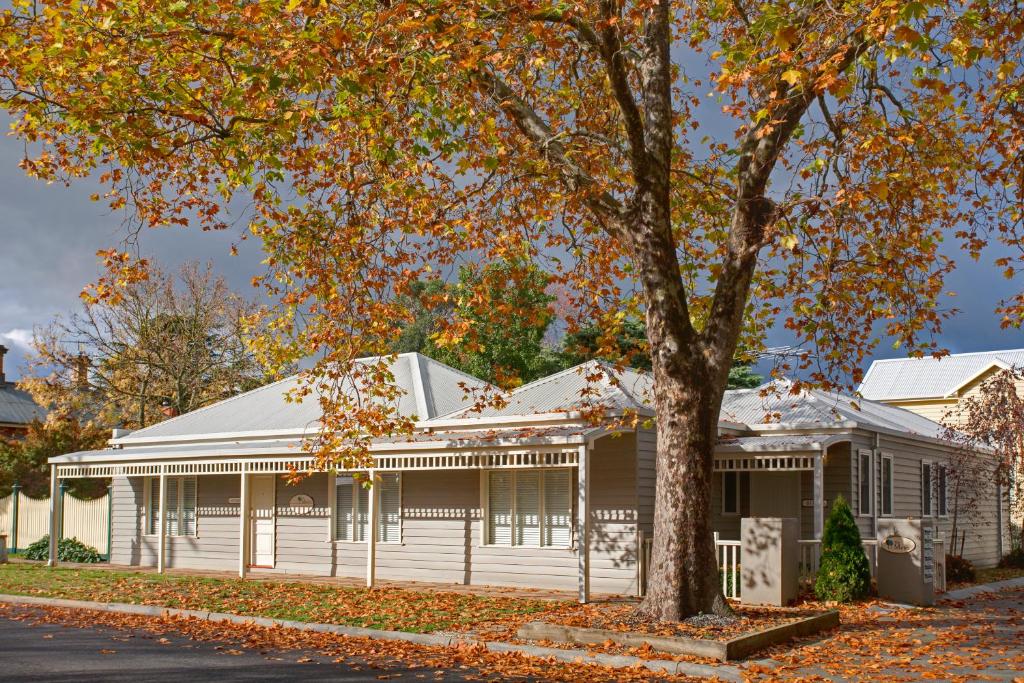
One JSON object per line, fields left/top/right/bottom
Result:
{"left": 0, "top": 563, "right": 563, "bottom": 633}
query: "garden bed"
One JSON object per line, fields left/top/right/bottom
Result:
{"left": 512, "top": 603, "right": 838, "bottom": 661}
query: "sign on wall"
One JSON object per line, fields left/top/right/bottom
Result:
{"left": 881, "top": 534, "right": 917, "bottom": 554}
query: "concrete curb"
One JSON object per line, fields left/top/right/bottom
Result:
{"left": 0, "top": 593, "right": 743, "bottom": 681}
{"left": 942, "top": 576, "right": 1024, "bottom": 601}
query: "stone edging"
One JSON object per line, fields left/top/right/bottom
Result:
{"left": 518, "top": 610, "right": 839, "bottom": 661}
{"left": 942, "top": 576, "right": 1024, "bottom": 601}
{"left": 0, "top": 593, "right": 743, "bottom": 681}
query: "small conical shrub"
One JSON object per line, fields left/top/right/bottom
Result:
{"left": 814, "top": 496, "right": 872, "bottom": 602}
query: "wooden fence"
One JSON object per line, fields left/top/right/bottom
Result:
{"left": 0, "top": 489, "right": 110, "bottom": 556}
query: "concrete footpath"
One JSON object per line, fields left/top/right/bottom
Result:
{"left": 0, "top": 593, "right": 742, "bottom": 681}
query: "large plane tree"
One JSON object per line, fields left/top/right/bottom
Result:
{"left": 1, "top": 0, "right": 1021, "bottom": 619}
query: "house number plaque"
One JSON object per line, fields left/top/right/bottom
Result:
{"left": 289, "top": 494, "right": 314, "bottom": 511}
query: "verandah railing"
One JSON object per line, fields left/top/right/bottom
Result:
{"left": 638, "top": 532, "right": 945, "bottom": 599}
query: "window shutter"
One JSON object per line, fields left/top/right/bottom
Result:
{"left": 543, "top": 470, "right": 571, "bottom": 547}
{"left": 487, "top": 471, "right": 513, "bottom": 545}
{"left": 335, "top": 476, "right": 354, "bottom": 541}
{"left": 165, "top": 477, "right": 180, "bottom": 536}
{"left": 354, "top": 481, "right": 369, "bottom": 542}
{"left": 182, "top": 477, "right": 197, "bottom": 536}
{"left": 515, "top": 471, "right": 540, "bottom": 546}
{"left": 378, "top": 473, "right": 401, "bottom": 543}
{"left": 881, "top": 457, "right": 893, "bottom": 516}
{"left": 148, "top": 478, "right": 159, "bottom": 536}
{"left": 938, "top": 466, "right": 948, "bottom": 516}
{"left": 858, "top": 450, "right": 872, "bottom": 515}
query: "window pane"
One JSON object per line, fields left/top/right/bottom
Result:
{"left": 938, "top": 466, "right": 948, "bottom": 516}
{"left": 487, "top": 471, "right": 513, "bottom": 545}
{"left": 882, "top": 458, "right": 893, "bottom": 515}
{"left": 515, "top": 471, "right": 541, "bottom": 546}
{"left": 335, "top": 476, "right": 354, "bottom": 541}
{"left": 859, "top": 453, "right": 871, "bottom": 515}
{"left": 543, "top": 470, "right": 571, "bottom": 547}
{"left": 165, "top": 477, "right": 179, "bottom": 536}
{"left": 182, "top": 477, "right": 197, "bottom": 536}
{"left": 147, "top": 478, "right": 159, "bottom": 535}
{"left": 922, "top": 464, "right": 932, "bottom": 516}
{"left": 378, "top": 473, "right": 401, "bottom": 543}
{"left": 723, "top": 472, "right": 737, "bottom": 514}
{"left": 355, "top": 481, "right": 369, "bottom": 542}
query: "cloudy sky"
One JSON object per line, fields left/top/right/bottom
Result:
{"left": 0, "top": 114, "right": 1021, "bottom": 383}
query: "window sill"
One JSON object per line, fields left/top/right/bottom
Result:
{"left": 330, "top": 540, "right": 403, "bottom": 546}
{"left": 478, "top": 543, "right": 573, "bottom": 550}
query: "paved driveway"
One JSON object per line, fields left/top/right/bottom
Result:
{"left": 0, "top": 605, "right": 471, "bottom": 682}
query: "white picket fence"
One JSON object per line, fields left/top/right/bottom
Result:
{"left": 0, "top": 491, "right": 110, "bottom": 555}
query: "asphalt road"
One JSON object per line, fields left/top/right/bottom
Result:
{"left": 0, "top": 605, "right": 474, "bottom": 682}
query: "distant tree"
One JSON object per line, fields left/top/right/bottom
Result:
{"left": 942, "top": 367, "right": 1024, "bottom": 552}
{"left": 0, "top": 419, "right": 107, "bottom": 498}
{"left": 21, "top": 260, "right": 284, "bottom": 430}
{"left": 726, "top": 365, "right": 763, "bottom": 389}
{"left": 560, "top": 318, "right": 651, "bottom": 371}
{"left": 391, "top": 259, "right": 559, "bottom": 388}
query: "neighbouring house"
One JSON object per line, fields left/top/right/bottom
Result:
{"left": 0, "top": 344, "right": 46, "bottom": 439}
{"left": 47, "top": 353, "right": 1008, "bottom": 600}
{"left": 859, "top": 348, "right": 1024, "bottom": 424}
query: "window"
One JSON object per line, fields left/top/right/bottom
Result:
{"left": 858, "top": 450, "right": 873, "bottom": 515}
{"left": 937, "top": 465, "right": 948, "bottom": 517}
{"left": 881, "top": 455, "right": 894, "bottom": 516}
{"left": 922, "top": 461, "right": 933, "bottom": 516}
{"left": 147, "top": 476, "right": 197, "bottom": 536}
{"left": 485, "top": 469, "right": 571, "bottom": 547}
{"left": 334, "top": 473, "right": 401, "bottom": 543}
{"left": 722, "top": 472, "right": 739, "bottom": 515}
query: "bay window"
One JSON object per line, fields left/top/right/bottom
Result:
{"left": 485, "top": 469, "right": 571, "bottom": 547}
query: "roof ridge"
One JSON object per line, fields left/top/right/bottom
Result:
{"left": 869, "top": 348, "right": 1024, "bottom": 364}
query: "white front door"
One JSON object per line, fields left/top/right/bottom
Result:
{"left": 250, "top": 475, "right": 276, "bottom": 568}
{"left": 749, "top": 472, "right": 802, "bottom": 520}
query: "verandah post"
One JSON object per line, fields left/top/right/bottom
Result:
{"left": 239, "top": 465, "right": 249, "bottom": 579}
{"left": 58, "top": 479, "right": 68, "bottom": 542}
{"left": 105, "top": 483, "right": 113, "bottom": 561}
{"left": 813, "top": 452, "right": 825, "bottom": 540}
{"left": 577, "top": 444, "right": 590, "bottom": 604}
{"left": 366, "top": 469, "right": 377, "bottom": 588}
{"left": 157, "top": 470, "right": 167, "bottom": 573}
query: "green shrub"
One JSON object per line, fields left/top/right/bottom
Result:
{"left": 23, "top": 536, "right": 103, "bottom": 563}
{"left": 998, "top": 546, "right": 1024, "bottom": 569}
{"left": 814, "top": 496, "right": 872, "bottom": 602}
{"left": 946, "top": 554, "right": 976, "bottom": 583}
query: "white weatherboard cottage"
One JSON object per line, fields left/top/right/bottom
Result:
{"left": 48, "top": 353, "right": 1008, "bottom": 601}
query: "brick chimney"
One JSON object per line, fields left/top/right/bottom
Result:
{"left": 0, "top": 344, "right": 7, "bottom": 383}
{"left": 160, "top": 399, "right": 179, "bottom": 418}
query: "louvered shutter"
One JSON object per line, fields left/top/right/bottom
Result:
{"left": 543, "top": 470, "right": 572, "bottom": 547}
{"left": 487, "top": 471, "right": 513, "bottom": 545}
{"left": 515, "top": 471, "right": 540, "bottom": 546}
{"left": 354, "top": 481, "right": 369, "bottom": 542}
{"left": 165, "top": 477, "right": 180, "bottom": 536}
{"left": 377, "top": 473, "right": 401, "bottom": 543}
{"left": 335, "top": 476, "right": 354, "bottom": 541}
{"left": 148, "top": 478, "right": 159, "bottom": 535}
{"left": 182, "top": 477, "right": 197, "bottom": 536}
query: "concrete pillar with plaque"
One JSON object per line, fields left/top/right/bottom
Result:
{"left": 876, "top": 518, "right": 935, "bottom": 606}
{"left": 740, "top": 517, "right": 800, "bottom": 606}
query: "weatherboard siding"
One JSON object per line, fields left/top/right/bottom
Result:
{"left": 107, "top": 433, "right": 640, "bottom": 594}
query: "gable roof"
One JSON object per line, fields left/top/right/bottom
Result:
{"left": 722, "top": 380, "right": 948, "bottom": 440}
{"left": 434, "top": 361, "right": 654, "bottom": 419}
{"left": 117, "top": 353, "right": 493, "bottom": 444}
{"left": 859, "top": 348, "right": 1024, "bottom": 401}
{"left": 0, "top": 381, "right": 46, "bottom": 427}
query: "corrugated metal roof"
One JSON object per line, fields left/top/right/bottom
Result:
{"left": 437, "top": 361, "right": 654, "bottom": 418}
{"left": 859, "top": 349, "right": 1024, "bottom": 400}
{"left": 119, "top": 353, "right": 493, "bottom": 443}
{"left": 0, "top": 382, "right": 46, "bottom": 426}
{"left": 722, "top": 381, "right": 948, "bottom": 439}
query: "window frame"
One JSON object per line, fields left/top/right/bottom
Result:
{"left": 144, "top": 476, "right": 198, "bottom": 538}
{"left": 921, "top": 460, "right": 933, "bottom": 517}
{"left": 721, "top": 471, "right": 739, "bottom": 516}
{"left": 937, "top": 464, "right": 949, "bottom": 518}
{"left": 331, "top": 472, "right": 403, "bottom": 544}
{"left": 857, "top": 449, "right": 873, "bottom": 517}
{"left": 880, "top": 454, "right": 894, "bottom": 517}
{"left": 481, "top": 468, "right": 573, "bottom": 549}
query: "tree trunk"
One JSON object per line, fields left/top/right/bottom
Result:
{"left": 638, "top": 360, "right": 730, "bottom": 619}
